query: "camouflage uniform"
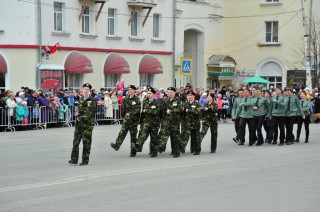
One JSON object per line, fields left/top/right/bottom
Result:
{"left": 181, "top": 100, "right": 201, "bottom": 154}
{"left": 70, "top": 96, "right": 97, "bottom": 164}
{"left": 158, "top": 97, "right": 183, "bottom": 157}
{"left": 136, "top": 98, "right": 161, "bottom": 156}
{"left": 199, "top": 102, "right": 218, "bottom": 153}
{"left": 114, "top": 94, "right": 141, "bottom": 155}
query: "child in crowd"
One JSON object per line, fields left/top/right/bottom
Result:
{"left": 221, "top": 95, "right": 230, "bottom": 122}
{"left": 58, "top": 98, "right": 69, "bottom": 124}
{"left": 22, "top": 101, "right": 29, "bottom": 128}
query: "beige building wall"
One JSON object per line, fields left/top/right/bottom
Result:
{"left": 223, "top": 0, "right": 309, "bottom": 89}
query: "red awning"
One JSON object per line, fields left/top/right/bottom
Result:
{"left": 64, "top": 51, "right": 93, "bottom": 73}
{"left": 104, "top": 53, "right": 130, "bottom": 74}
{"left": 139, "top": 54, "right": 163, "bottom": 74}
{"left": 0, "top": 55, "right": 7, "bottom": 73}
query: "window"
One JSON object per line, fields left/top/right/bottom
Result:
{"left": 54, "top": 2, "right": 63, "bottom": 31}
{"left": 105, "top": 74, "right": 120, "bottom": 89}
{"left": 82, "top": 7, "right": 90, "bottom": 34}
{"left": 140, "top": 74, "right": 154, "bottom": 87}
{"left": 153, "top": 14, "right": 161, "bottom": 38}
{"left": 0, "top": 73, "right": 5, "bottom": 91}
{"left": 65, "top": 73, "right": 83, "bottom": 90}
{"left": 262, "top": 76, "right": 282, "bottom": 88}
{"left": 108, "top": 8, "right": 116, "bottom": 36}
{"left": 265, "top": 21, "right": 278, "bottom": 43}
{"left": 131, "top": 12, "right": 138, "bottom": 37}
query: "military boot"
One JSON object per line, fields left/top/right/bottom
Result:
{"left": 131, "top": 143, "right": 140, "bottom": 152}
{"left": 68, "top": 160, "right": 77, "bottom": 165}
{"left": 110, "top": 143, "right": 119, "bottom": 151}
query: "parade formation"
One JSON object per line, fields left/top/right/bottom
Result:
{"left": 64, "top": 83, "right": 314, "bottom": 165}
{"left": 0, "top": 82, "right": 316, "bottom": 166}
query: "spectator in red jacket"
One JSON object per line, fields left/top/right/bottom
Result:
{"left": 216, "top": 93, "right": 223, "bottom": 121}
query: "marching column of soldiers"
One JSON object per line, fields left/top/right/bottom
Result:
{"left": 68, "top": 83, "right": 311, "bottom": 165}
{"left": 112, "top": 86, "right": 219, "bottom": 158}
{"left": 232, "top": 86, "right": 310, "bottom": 146}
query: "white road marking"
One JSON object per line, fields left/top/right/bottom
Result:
{"left": 0, "top": 159, "right": 240, "bottom": 193}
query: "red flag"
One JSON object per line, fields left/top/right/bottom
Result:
{"left": 43, "top": 42, "right": 60, "bottom": 55}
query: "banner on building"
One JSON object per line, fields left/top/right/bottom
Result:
{"left": 40, "top": 70, "right": 63, "bottom": 90}
{"left": 287, "top": 70, "right": 306, "bottom": 88}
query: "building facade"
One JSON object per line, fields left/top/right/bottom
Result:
{"left": 1, "top": 0, "right": 319, "bottom": 92}
{"left": 0, "top": 0, "right": 174, "bottom": 91}
{"left": 223, "top": 0, "right": 319, "bottom": 89}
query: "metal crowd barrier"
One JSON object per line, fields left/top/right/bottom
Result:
{"left": 1, "top": 106, "right": 44, "bottom": 132}
{"left": 94, "top": 104, "right": 122, "bottom": 126}
{"left": 0, "top": 104, "right": 123, "bottom": 132}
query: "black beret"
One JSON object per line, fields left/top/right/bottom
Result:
{"left": 100, "top": 87, "right": 106, "bottom": 91}
{"left": 146, "top": 87, "right": 156, "bottom": 94}
{"left": 167, "top": 87, "right": 176, "bottom": 92}
{"left": 83, "top": 83, "right": 92, "bottom": 90}
{"left": 187, "top": 91, "right": 195, "bottom": 95}
{"left": 128, "top": 85, "right": 136, "bottom": 90}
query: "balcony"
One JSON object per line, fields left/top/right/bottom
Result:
{"left": 127, "top": 0, "right": 157, "bottom": 9}
{"left": 79, "top": 0, "right": 108, "bottom": 21}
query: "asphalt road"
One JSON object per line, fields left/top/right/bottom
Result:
{"left": 0, "top": 123, "right": 319, "bottom": 212}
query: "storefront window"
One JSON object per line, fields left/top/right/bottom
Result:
{"left": 105, "top": 73, "right": 120, "bottom": 89}
{"left": 140, "top": 74, "right": 154, "bottom": 87}
{"left": 65, "top": 73, "right": 83, "bottom": 90}
{"left": 0, "top": 73, "right": 5, "bottom": 91}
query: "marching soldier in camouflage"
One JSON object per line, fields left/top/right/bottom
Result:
{"left": 157, "top": 87, "right": 183, "bottom": 158}
{"left": 198, "top": 94, "right": 218, "bottom": 153}
{"left": 132, "top": 87, "right": 161, "bottom": 157}
{"left": 69, "top": 83, "right": 97, "bottom": 166}
{"left": 181, "top": 91, "right": 201, "bottom": 155}
{"left": 110, "top": 85, "right": 141, "bottom": 157}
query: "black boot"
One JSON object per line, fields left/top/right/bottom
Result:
{"left": 110, "top": 143, "right": 119, "bottom": 151}
{"left": 68, "top": 160, "right": 77, "bottom": 165}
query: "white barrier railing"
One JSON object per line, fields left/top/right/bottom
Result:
{"left": 0, "top": 104, "right": 123, "bottom": 132}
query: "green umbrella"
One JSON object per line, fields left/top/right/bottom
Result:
{"left": 242, "top": 76, "right": 270, "bottom": 83}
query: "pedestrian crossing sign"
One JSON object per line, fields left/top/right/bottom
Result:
{"left": 180, "top": 58, "right": 192, "bottom": 76}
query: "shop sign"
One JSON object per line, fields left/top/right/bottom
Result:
{"left": 40, "top": 70, "right": 63, "bottom": 90}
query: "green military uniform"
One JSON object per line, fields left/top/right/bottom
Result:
{"left": 269, "top": 94, "right": 286, "bottom": 144}
{"left": 70, "top": 83, "right": 97, "bottom": 165}
{"left": 252, "top": 95, "right": 269, "bottom": 145}
{"left": 157, "top": 91, "right": 183, "bottom": 157}
{"left": 112, "top": 89, "right": 141, "bottom": 156}
{"left": 181, "top": 97, "right": 201, "bottom": 154}
{"left": 135, "top": 97, "right": 161, "bottom": 157}
{"left": 199, "top": 101, "right": 218, "bottom": 153}
{"left": 284, "top": 94, "right": 304, "bottom": 144}
{"left": 231, "top": 97, "right": 242, "bottom": 141}
{"left": 296, "top": 99, "right": 311, "bottom": 143}
{"left": 237, "top": 96, "right": 255, "bottom": 145}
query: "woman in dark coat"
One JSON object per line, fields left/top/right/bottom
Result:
{"left": 37, "top": 90, "right": 50, "bottom": 123}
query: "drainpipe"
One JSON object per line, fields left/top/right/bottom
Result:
{"left": 172, "top": 0, "right": 176, "bottom": 86}
{"left": 301, "top": 0, "right": 312, "bottom": 92}
{"left": 36, "top": 0, "right": 42, "bottom": 89}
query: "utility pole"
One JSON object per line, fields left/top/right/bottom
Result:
{"left": 36, "top": 0, "right": 42, "bottom": 89}
{"left": 172, "top": 0, "right": 177, "bottom": 87}
{"left": 301, "top": 0, "right": 312, "bottom": 92}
